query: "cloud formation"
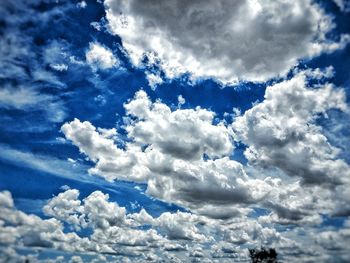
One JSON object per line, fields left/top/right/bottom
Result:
{"left": 232, "top": 69, "right": 350, "bottom": 186}
{"left": 61, "top": 68, "right": 350, "bottom": 227}
{"left": 61, "top": 91, "right": 278, "bottom": 216}
{"left": 86, "top": 42, "right": 118, "bottom": 70}
{"left": 2, "top": 188, "right": 350, "bottom": 262}
{"left": 1, "top": 0, "right": 349, "bottom": 261}
{"left": 104, "top": 0, "right": 350, "bottom": 83}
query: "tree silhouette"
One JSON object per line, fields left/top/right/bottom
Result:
{"left": 248, "top": 247, "right": 278, "bottom": 263}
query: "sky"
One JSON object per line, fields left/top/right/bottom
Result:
{"left": 0, "top": 0, "right": 350, "bottom": 262}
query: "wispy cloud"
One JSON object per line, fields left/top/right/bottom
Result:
{"left": 0, "top": 86, "right": 49, "bottom": 110}
{"left": 0, "top": 144, "right": 89, "bottom": 183}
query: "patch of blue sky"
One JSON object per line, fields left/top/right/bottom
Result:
{"left": 321, "top": 214, "right": 347, "bottom": 228}
{"left": 249, "top": 207, "right": 271, "bottom": 219}
{"left": 14, "top": 198, "right": 48, "bottom": 218}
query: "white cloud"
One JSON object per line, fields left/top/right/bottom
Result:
{"left": 77, "top": 1, "right": 87, "bottom": 9}
{"left": 43, "top": 189, "right": 85, "bottom": 229}
{"left": 83, "top": 190, "right": 127, "bottom": 230}
{"left": 154, "top": 211, "right": 207, "bottom": 241}
{"left": 43, "top": 40, "right": 70, "bottom": 72}
{"left": 1, "top": 190, "right": 163, "bottom": 258}
{"left": 2, "top": 187, "right": 350, "bottom": 262}
{"left": 177, "top": 95, "right": 185, "bottom": 107}
{"left": 145, "top": 72, "right": 163, "bottom": 90}
{"left": 85, "top": 42, "right": 118, "bottom": 70}
{"left": 69, "top": 256, "right": 84, "bottom": 263}
{"left": 90, "top": 21, "right": 102, "bottom": 31}
{"left": 0, "top": 191, "right": 14, "bottom": 209}
{"left": 124, "top": 90, "right": 233, "bottom": 160}
{"left": 60, "top": 69, "right": 350, "bottom": 241}
{"left": 104, "top": 0, "right": 350, "bottom": 83}
{"left": 61, "top": 119, "right": 144, "bottom": 182}
{"left": 232, "top": 69, "right": 350, "bottom": 186}
{"left": 61, "top": 90, "right": 236, "bottom": 185}
{"left": 40, "top": 188, "right": 211, "bottom": 254}
{"left": 61, "top": 78, "right": 350, "bottom": 240}
{"left": 62, "top": 92, "right": 278, "bottom": 214}
{"left": 0, "top": 84, "right": 67, "bottom": 125}
{"left": 0, "top": 86, "right": 49, "bottom": 110}
{"left": 50, "top": 63, "right": 68, "bottom": 71}
{"left": 333, "top": 0, "right": 350, "bottom": 12}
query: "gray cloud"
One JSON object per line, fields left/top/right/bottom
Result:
{"left": 104, "top": 0, "right": 349, "bottom": 84}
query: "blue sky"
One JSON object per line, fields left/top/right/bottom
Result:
{"left": 0, "top": 0, "right": 350, "bottom": 262}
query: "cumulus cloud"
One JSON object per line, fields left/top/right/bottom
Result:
{"left": 124, "top": 90, "right": 233, "bottom": 160}
{"left": 43, "top": 189, "right": 85, "bottom": 229}
{"left": 61, "top": 118, "right": 144, "bottom": 182}
{"left": 232, "top": 69, "right": 350, "bottom": 186}
{"left": 2, "top": 186, "right": 350, "bottom": 262}
{"left": 62, "top": 91, "right": 278, "bottom": 215}
{"left": 104, "top": 0, "right": 350, "bottom": 83}
{"left": 58, "top": 69, "right": 350, "bottom": 261}
{"left": 77, "top": 1, "right": 87, "bottom": 9}
{"left": 25, "top": 189, "right": 221, "bottom": 258}
{"left": 145, "top": 72, "right": 163, "bottom": 90}
{"left": 43, "top": 188, "right": 205, "bottom": 244}
{"left": 61, "top": 68, "right": 350, "bottom": 224}
{"left": 85, "top": 42, "right": 118, "bottom": 70}
{"left": 0, "top": 190, "right": 164, "bottom": 260}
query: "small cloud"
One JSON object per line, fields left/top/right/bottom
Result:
{"left": 90, "top": 22, "right": 102, "bottom": 31}
{"left": 50, "top": 63, "right": 68, "bottom": 71}
{"left": 145, "top": 72, "right": 163, "bottom": 90}
{"left": 59, "top": 185, "right": 71, "bottom": 191}
{"left": 69, "top": 56, "right": 85, "bottom": 66}
{"left": 77, "top": 1, "right": 87, "bottom": 9}
{"left": 86, "top": 42, "right": 118, "bottom": 71}
{"left": 130, "top": 201, "right": 140, "bottom": 210}
{"left": 178, "top": 94, "right": 185, "bottom": 107}
{"left": 232, "top": 107, "right": 241, "bottom": 117}
{"left": 67, "top": 158, "right": 76, "bottom": 164}
{"left": 94, "top": 95, "right": 107, "bottom": 106}
{"left": 333, "top": 0, "right": 350, "bottom": 12}
{"left": 56, "top": 137, "right": 67, "bottom": 144}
